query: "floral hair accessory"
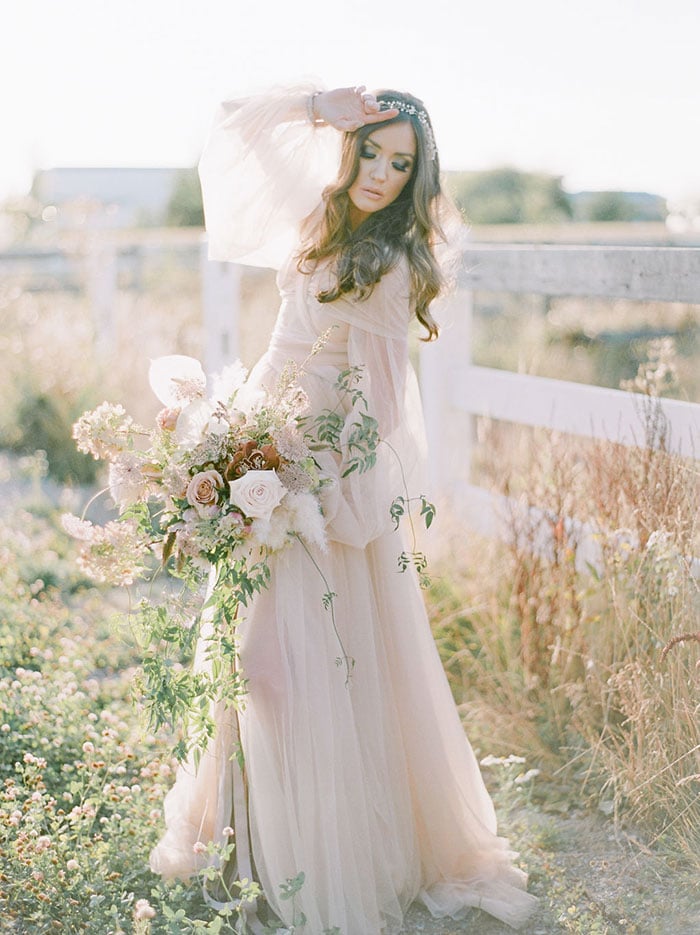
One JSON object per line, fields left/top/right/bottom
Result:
{"left": 379, "top": 99, "right": 437, "bottom": 161}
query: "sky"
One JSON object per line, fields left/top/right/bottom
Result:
{"left": 2, "top": 0, "right": 699, "bottom": 205}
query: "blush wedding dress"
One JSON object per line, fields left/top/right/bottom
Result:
{"left": 149, "top": 84, "right": 537, "bottom": 934}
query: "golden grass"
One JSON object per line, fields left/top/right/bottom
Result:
{"left": 430, "top": 347, "right": 700, "bottom": 867}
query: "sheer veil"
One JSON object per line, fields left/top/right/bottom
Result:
{"left": 198, "top": 82, "right": 340, "bottom": 269}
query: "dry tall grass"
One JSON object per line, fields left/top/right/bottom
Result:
{"left": 433, "top": 340, "right": 700, "bottom": 868}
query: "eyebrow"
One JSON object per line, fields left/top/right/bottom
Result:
{"left": 364, "top": 136, "right": 415, "bottom": 159}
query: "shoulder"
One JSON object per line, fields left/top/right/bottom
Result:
{"left": 382, "top": 255, "right": 411, "bottom": 298}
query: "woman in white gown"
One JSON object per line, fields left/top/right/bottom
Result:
{"left": 150, "top": 83, "right": 537, "bottom": 933}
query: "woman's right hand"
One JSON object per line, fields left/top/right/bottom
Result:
{"left": 313, "top": 86, "right": 398, "bottom": 131}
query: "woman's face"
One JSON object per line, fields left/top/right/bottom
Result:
{"left": 347, "top": 121, "right": 416, "bottom": 228}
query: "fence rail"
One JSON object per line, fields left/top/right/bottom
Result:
{"left": 458, "top": 244, "right": 700, "bottom": 302}
{"left": 457, "top": 366, "right": 700, "bottom": 455}
{"left": 420, "top": 242, "right": 700, "bottom": 560}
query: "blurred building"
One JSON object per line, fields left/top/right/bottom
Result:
{"left": 31, "top": 167, "right": 185, "bottom": 229}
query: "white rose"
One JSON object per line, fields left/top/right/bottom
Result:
{"left": 229, "top": 470, "right": 286, "bottom": 521}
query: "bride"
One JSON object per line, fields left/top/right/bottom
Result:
{"left": 150, "top": 83, "right": 537, "bottom": 933}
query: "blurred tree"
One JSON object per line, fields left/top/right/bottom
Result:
{"left": 573, "top": 190, "right": 667, "bottom": 222}
{"left": 166, "top": 168, "right": 204, "bottom": 227}
{"left": 582, "top": 191, "right": 637, "bottom": 222}
{"left": 445, "top": 167, "right": 573, "bottom": 224}
{"left": 4, "top": 388, "right": 98, "bottom": 484}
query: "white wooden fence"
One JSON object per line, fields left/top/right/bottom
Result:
{"left": 418, "top": 244, "right": 700, "bottom": 563}
{"left": 8, "top": 234, "right": 700, "bottom": 563}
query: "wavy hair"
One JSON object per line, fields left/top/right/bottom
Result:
{"left": 297, "top": 90, "right": 447, "bottom": 341}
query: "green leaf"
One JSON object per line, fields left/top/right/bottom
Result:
{"left": 419, "top": 495, "right": 436, "bottom": 529}
{"left": 389, "top": 496, "right": 406, "bottom": 530}
{"left": 279, "top": 871, "right": 306, "bottom": 900}
{"left": 322, "top": 590, "right": 336, "bottom": 610}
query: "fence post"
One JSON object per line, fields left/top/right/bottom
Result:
{"left": 419, "top": 283, "right": 474, "bottom": 499}
{"left": 200, "top": 240, "right": 241, "bottom": 376}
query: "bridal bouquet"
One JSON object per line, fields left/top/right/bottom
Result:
{"left": 62, "top": 354, "right": 369, "bottom": 760}
{"left": 64, "top": 355, "right": 329, "bottom": 588}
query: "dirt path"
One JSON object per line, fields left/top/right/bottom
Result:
{"left": 397, "top": 807, "right": 699, "bottom": 935}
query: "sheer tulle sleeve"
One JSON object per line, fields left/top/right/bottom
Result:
{"left": 314, "top": 262, "right": 428, "bottom": 548}
{"left": 198, "top": 83, "right": 341, "bottom": 269}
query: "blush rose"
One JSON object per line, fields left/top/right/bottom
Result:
{"left": 186, "top": 470, "right": 224, "bottom": 517}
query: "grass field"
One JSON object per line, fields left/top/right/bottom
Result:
{"left": 1, "top": 225, "right": 699, "bottom": 931}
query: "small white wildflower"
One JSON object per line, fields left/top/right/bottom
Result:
{"left": 72, "top": 402, "right": 140, "bottom": 461}
{"left": 109, "top": 452, "right": 149, "bottom": 512}
{"left": 134, "top": 898, "right": 156, "bottom": 921}
{"left": 480, "top": 753, "right": 526, "bottom": 767}
{"left": 514, "top": 769, "right": 541, "bottom": 785}
{"left": 75, "top": 519, "right": 149, "bottom": 586}
{"left": 61, "top": 514, "right": 96, "bottom": 543}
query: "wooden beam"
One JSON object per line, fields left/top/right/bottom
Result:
{"left": 456, "top": 365, "right": 700, "bottom": 456}
{"left": 460, "top": 245, "right": 700, "bottom": 303}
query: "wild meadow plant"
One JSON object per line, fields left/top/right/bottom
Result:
{"left": 0, "top": 503, "right": 292, "bottom": 933}
{"left": 431, "top": 339, "right": 700, "bottom": 868}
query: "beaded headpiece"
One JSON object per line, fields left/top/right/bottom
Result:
{"left": 379, "top": 99, "right": 437, "bottom": 161}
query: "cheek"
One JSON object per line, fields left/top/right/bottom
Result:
{"left": 390, "top": 172, "right": 412, "bottom": 201}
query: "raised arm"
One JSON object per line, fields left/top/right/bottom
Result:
{"left": 198, "top": 85, "right": 398, "bottom": 268}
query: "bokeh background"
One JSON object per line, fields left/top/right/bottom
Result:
{"left": 3, "top": 0, "right": 700, "bottom": 484}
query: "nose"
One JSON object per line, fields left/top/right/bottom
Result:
{"left": 369, "top": 157, "right": 388, "bottom": 182}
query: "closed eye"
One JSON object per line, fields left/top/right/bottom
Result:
{"left": 360, "top": 148, "right": 412, "bottom": 174}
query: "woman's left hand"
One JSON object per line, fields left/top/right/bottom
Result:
{"left": 313, "top": 86, "right": 398, "bottom": 131}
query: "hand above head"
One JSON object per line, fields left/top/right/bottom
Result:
{"left": 312, "top": 86, "right": 399, "bottom": 131}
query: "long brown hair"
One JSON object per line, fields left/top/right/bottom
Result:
{"left": 297, "top": 90, "right": 447, "bottom": 341}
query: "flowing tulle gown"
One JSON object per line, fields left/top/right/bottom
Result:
{"left": 150, "top": 85, "right": 537, "bottom": 933}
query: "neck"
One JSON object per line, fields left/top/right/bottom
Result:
{"left": 348, "top": 204, "right": 369, "bottom": 231}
